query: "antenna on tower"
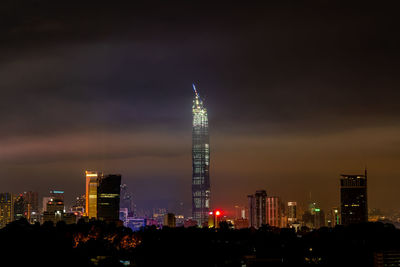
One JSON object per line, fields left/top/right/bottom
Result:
{"left": 192, "top": 83, "right": 198, "bottom": 96}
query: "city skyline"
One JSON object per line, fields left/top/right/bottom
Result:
{"left": 1, "top": 2, "right": 400, "bottom": 215}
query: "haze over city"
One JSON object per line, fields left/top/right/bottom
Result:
{"left": 1, "top": 1, "right": 400, "bottom": 216}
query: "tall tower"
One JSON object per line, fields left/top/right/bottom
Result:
{"left": 85, "top": 171, "right": 101, "bottom": 219}
{"left": 340, "top": 169, "right": 368, "bottom": 225}
{"left": 192, "top": 84, "right": 210, "bottom": 226}
{"left": 97, "top": 174, "right": 121, "bottom": 222}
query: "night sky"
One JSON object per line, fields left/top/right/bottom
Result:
{"left": 1, "top": 1, "right": 400, "bottom": 215}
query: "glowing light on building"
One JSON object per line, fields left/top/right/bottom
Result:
{"left": 192, "top": 83, "right": 211, "bottom": 226}
{"left": 85, "top": 170, "right": 102, "bottom": 219}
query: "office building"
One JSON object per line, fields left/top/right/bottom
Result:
{"left": 14, "top": 194, "right": 26, "bottom": 220}
{"left": 97, "top": 174, "right": 121, "bottom": 222}
{"left": 50, "top": 190, "right": 64, "bottom": 201}
{"left": 248, "top": 190, "right": 267, "bottom": 228}
{"left": 287, "top": 202, "right": 297, "bottom": 224}
{"left": 340, "top": 170, "right": 368, "bottom": 225}
{"left": 0, "top": 193, "right": 13, "bottom": 228}
{"left": 86, "top": 170, "right": 101, "bottom": 219}
{"left": 192, "top": 84, "right": 211, "bottom": 226}
{"left": 266, "top": 196, "right": 281, "bottom": 227}
{"left": 23, "top": 191, "right": 39, "bottom": 213}
{"left": 163, "top": 213, "right": 176, "bottom": 228}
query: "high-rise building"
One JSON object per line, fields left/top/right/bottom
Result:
{"left": 86, "top": 171, "right": 101, "bottom": 219}
{"left": 0, "top": 193, "right": 13, "bottom": 228}
{"left": 340, "top": 170, "right": 368, "bottom": 225}
{"left": 327, "top": 207, "right": 340, "bottom": 227}
{"left": 248, "top": 190, "right": 267, "bottom": 228}
{"left": 163, "top": 213, "right": 176, "bottom": 228}
{"left": 287, "top": 202, "right": 297, "bottom": 224}
{"left": 266, "top": 196, "right": 281, "bottom": 227}
{"left": 97, "top": 174, "right": 121, "bottom": 222}
{"left": 192, "top": 84, "right": 210, "bottom": 226}
{"left": 23, "top": 191, "right": 39, "bottom": 213}
{"left": 13, "top": 194, "right": 26, "bottom": 220}
{"left": 248, "top": 195, "right": 256, "bottom": 228}
{"left": 120, "top": 184, "right": 136, "bottom": 217}
{"left": 50, "top": 190, "right": 64, "bottom": 201}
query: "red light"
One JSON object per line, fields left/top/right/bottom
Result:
{"left": 215, "top": 210, "right": 221, "bottom": 216}
{"left": 209, "top": 212, "right": 213, "bottom": 215}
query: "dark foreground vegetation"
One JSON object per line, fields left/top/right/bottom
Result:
{"left": 1, "top": 219, "right": 399, "bottom": 267}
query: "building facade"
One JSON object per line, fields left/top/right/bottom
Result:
{"left": 86, "top": 171, "right": 101, "bottom": 219}
{"left": 287, "top": 202, "right": 297, "bottom": 224}
{"left": 248, "top": 190, "right": 267, "bottom": 228}
{"left": 0, "top": 193, "right": 13, "bottom": 228}
{"left": 266, "top": 196, "right": 281, "bottom": 227}
{"left": 192, "top": 84, "right": 211, "bottom": 226}
{"left": 340, "top": 170, "right": 368, "bottom": 225}
{"left": 97, "top": 174, "right": 121, "bottom": 222}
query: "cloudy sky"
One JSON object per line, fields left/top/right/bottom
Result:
{"left": 1, "top": 1, "right": 399, "bottom": 215}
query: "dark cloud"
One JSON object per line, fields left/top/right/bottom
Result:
{"left": 0, "top": 1, "right": 400, "bottom": 212}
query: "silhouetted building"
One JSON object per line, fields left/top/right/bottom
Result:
{"left": 192, "top": 84, "right": 211, "bottom": 226}
{"left": 97, "top": 174, "right": 121, "bottom": 222}
{"left": 13, "top": 194, "right": 25, "bottom": 220}
{"left": 248, "top": 190, "right": 267, "bottom": 228}
{"left": 0, "top": 193, "right": 13, "bottom": 228}
{"left": 234, "top": 218, "right": 249, "bottom": 229}
{"left": 340, "top": 170, "right": 368, "bottom": 225}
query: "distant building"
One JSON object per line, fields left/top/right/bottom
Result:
{"left": 43, "top": 198, "right": 64, "bottom": 224}
{"left": 71, "top": 195, "right": 85, "bottom": 215}
{"left": 340, "top": 170, "right": 368, "bottom": 225}
{"left": 126, "top": 218, "right": 146, "bottom": 231}
{"left": 120, "top": 208, "right": 128, "bottom": 225}
{"left": 42, "top": 197, "right": 52, "bottom": 212}
{"left": 86, "top": 171, "right": 101, "bottom": 219}
{"left": 234, "top": 218, "right": 249, "bottom": 229}
{"left": 287, "top": 202, "right": 297, "bottom": 224}
{"left": 23, "top": 191, "right": 39, "bottom": 214}
{"left": 13, "top": 194, "right": 26, "bottom": 220}
{"left": 97, "top": 174, "right": 121, "bottom": 222}
{"left": 50, "top": 190, "right": 64, "bottom": 201}
{"left": 184, "top": 219, "right": 198, "bottom": 228}
{"left": 303, "top": 203, "right": 325, "bottom": 229}
{"left": 192, "top": 84, "right": 211, "bottom": 226}
{"left": 120, "top": 184, "right": 136, "bottom": 217}
{"left": 266, "top": 196, "right": 281, "bottom": 227}
{"left": 163, "top": 213, "right": 176, "bottom": 228}
{"left": 248, "top": 190, "right": 267, "bottom": 228}
{"left": 248, "top": 195, "right": 256, "bottom": 228}
{"left": 327, "top": 207, "right": 340, "bottom": 227}
{"left": 0, "top": 193, "right": 13, "bottom": 228}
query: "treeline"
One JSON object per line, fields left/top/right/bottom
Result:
{"left": 1, "top": 219, "right": 400, "bottom": 266}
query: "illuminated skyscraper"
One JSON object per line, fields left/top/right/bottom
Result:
{"left": 85, "top": 171, "right": 102, "bottom": 219}
{"left": 0, "top": 193, "right": 13, "bottom": 228}
{"left": 266, "top": 196, "right": 281, "bottom": 227}
{"left": 340, "top": 170, "right": 368, "bottom": 225}
{"left": 192, "top": 84, "right": 210, "bottom": 226}
{"left": 287, "top": 202, "right": 297, "bottom": 224}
